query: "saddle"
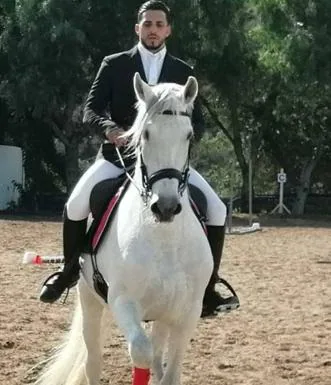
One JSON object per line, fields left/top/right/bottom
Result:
{"left": 85, "top": 176, "right": 208, "bottom": 302}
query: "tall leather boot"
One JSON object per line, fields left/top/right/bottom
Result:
{"left": 39, "top": 208, "right": 87, "bottom": 303}
{"left": 202, "top": 225, "right": 239, "bottom": 316}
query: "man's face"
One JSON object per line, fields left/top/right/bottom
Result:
{"left": 135, "top": 10, "right": 171, "bottom": 51}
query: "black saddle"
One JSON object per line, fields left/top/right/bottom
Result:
{"left": 90, "top": 174, "right": 127, "bottom": 220}
{"left": 90, "top": 177, "right": 207, "bottom": 225}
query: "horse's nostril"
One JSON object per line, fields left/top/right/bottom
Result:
{"left": 150, "top": 194, "right": 181, "bottom": 221}
{"left": 174, "top": 203, "right": 182, "bottom": 215}
{"left": 151, "top": 201, "right": 161, "bottom": 215}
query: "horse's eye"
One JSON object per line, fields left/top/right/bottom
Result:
{"left": 143, "top": 130, "right": 150, "bottom": 141}
{"left": 187, "top": 131, "right": 193, "bottom": 141}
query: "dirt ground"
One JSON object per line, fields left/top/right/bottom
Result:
{"left": 0, "top": 216, "right": 331, "bottom": 385}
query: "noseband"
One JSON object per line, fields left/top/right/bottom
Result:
{"left": 140, "top": 151, "right": 190, "bottom": 200}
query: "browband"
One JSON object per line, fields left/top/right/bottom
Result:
{"left": 161, "top": 110, "right": 191, "bottom": 117}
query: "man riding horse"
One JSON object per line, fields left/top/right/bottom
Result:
{"left": 39, "top": 0, "right": 240, "bottom": 316}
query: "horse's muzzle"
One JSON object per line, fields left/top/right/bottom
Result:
{"left": 150, "top": 195, "right": 182, "bottom": 222}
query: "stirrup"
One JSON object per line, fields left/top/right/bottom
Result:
{"left": 40, "top": 271, "right": 79, "bottom": 304}
{"left": 41, "top": 270, "right": 79, "bottom": 288}
{"left": 41, "top": 271, "right": 63, "bottom": 287}
{"left": 215, "top": 277, "right": 240, "bottom": 313}
{"left": 217, "top": 277, "right": 238, "bottom": 298}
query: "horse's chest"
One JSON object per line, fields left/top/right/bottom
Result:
{"left": 139, "top": 270, "right": 195, "bottom": 319}
{"left": 122, "top": 256, "right": 196, "bottom": 306}
{"left": 117, "top": 230, "right": 208, "bottom": 297}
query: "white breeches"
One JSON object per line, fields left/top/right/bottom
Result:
{"left": 188, "top": 168, "right": 227, "bottom": 226}
{"left": 66, "top": 159, "right": 227, "bottom": 226}
{"left": 66, "top": 159, "right": 124, "bottom": 221}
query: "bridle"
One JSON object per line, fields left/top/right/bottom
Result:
{"left": 139, "top": 149, "right": 190, "bottom": 200}
{"left": 116, "top": 110, "right": 192, "bottom": 204}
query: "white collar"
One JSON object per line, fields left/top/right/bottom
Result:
{"left": 137, "top": 42, "right": 167, "bottom": 61}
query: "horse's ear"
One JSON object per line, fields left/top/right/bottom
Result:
{"left": 183, "top": 76, "right": 198, "bottom": 105}
{"left": 133, "top": 72, "right": 154, "bottom": 103}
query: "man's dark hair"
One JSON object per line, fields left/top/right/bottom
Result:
{"left": 137, "top": 1, "right": 172, "bottom": 24}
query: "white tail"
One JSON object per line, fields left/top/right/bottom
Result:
{"left": 33, "top": 296, "right": 86, "bottom": 385}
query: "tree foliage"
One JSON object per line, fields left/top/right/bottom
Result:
{"left": 250, "top": 0, "right": 331, "bottom": 213}
{"left": 0, "top": 0, "right": 330, "bottom": 214}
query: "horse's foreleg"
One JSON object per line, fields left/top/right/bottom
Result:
{"left": 160, "top": 306, "right": 201, "bottom": 385}
{"left": 79, "top": 280, "right": 104, "bottom": 385}
{"left": 110, "top": 294, "right": 153, "bottom": 370}
{"left": 150, "top": 321, "right": 169, "bottom": 383}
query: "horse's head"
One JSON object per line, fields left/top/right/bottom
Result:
{"left": 126, "top": 72, "right": 198, "bottom": 223}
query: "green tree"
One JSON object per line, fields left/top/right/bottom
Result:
{"left": 186, "top": 0, "right": 274, "bottom": 208}
{"left": 0, "top": 0, "right": 148, "bottom": 190}
{"left": 251, "top": 0, "right": 331, "bottom": 214}
{"left": 1, "top": 0, "right": 331, "bottom": 216}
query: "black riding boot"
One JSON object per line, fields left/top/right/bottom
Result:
{"left": 39, "top": 209, "right": 87, "bottom": 303}
{"left": 202, "top": 225, "right": 239, "bottom": 316}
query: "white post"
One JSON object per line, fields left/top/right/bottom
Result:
{"left": 228, "top": 196, "right": 233, "bottom": 234}
{"left": 271, "top": 168, "right": 291, "bottom": 215}
{"left": 248, "top": 142, "right": 253, "bottom": 226}
{"left": 279, "top": 168, "right": 284, "bottom": 214}
{"left": 227, "top": 166, "right": 235, "bottom": 234}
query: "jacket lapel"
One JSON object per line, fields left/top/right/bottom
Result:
{"left": 129, "top": 46, "right": 148, "bottom": 82}
{"left": 158, "top": 53, "right": 174, "bottom": 83}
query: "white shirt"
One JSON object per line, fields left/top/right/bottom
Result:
{"left": 137, "top": 42, "right": 167, "bottom": 85}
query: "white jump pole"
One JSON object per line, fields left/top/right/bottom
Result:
{"left": 23, "top": 251, "right": 64, "bottom": 265}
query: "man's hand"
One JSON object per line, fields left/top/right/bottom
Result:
{"left": 105, "top": 127, "right": 128, "bottom": 147}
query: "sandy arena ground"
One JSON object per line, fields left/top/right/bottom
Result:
{"left": 0, "top": 216, "right": 331, "bottom": 385}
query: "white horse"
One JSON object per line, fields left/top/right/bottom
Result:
{"left": 34, "top": 73, "right": 213, "bottom": 385}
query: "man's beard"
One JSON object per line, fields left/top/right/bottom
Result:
{"left": 141, "top": 39, "right": 165, "bottom": 52}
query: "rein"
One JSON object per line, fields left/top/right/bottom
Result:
{"left": 116, "top": 110, "right": 191, "bottom": 204}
